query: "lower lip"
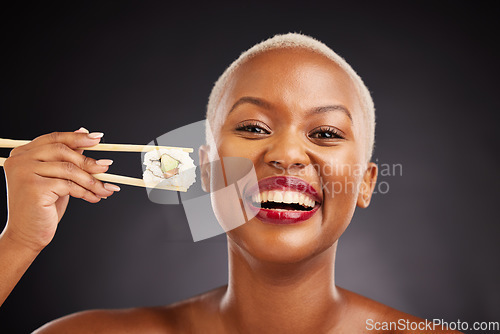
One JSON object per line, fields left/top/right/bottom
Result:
{"left": 252, "top": 203, "right": 321, "bottom": 225}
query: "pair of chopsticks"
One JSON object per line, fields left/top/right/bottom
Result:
{"left": 0, "top": 138, "right": 193, "bottom": 192}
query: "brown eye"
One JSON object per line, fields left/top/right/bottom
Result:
{"left": 238, "top": 125, "right": 268, "bottom": 134}
{"left": 309, "top": 126, "right": 345, "bottom": 140}
{"left": 235, "top": 121, "right": 271, "bottom": 135}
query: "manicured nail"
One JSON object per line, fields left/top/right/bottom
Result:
{"left": 75, "top": 127, "right": 89, "bottom": 134}
{"left": 104, "top": 183, "right": 121, "bottom": 192}
{"left": 88, "top": 132, "right": 104, "bottom": 139}
{"left": 96, "top": 159, "right": 113, "bottom": 166}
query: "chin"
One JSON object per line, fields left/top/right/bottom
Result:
{"left": 227, "top": 215, "right": 332, "bottom": 265}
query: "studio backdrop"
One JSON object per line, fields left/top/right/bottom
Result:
{"left": 0, "top": 1, "right": 498, "bottom": 332}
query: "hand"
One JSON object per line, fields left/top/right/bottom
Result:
{"left": 2, "top": 128, "right": 120, "bottom": 251}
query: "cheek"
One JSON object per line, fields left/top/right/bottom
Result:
{"left": 217, "top": 135, "right": 258, "bottom": 159}
{"left": 208, "top": 159, "right": 248, "bottom": 233}
{"left": 316, "top": 147, "right": 364, "bottom": 239}
{"left": 318, "top": 143, "right": 364, "bottom": 196}
{"left": 208, "top": 136, "right": 262, "bottom": 235}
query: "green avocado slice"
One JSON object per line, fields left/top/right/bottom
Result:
{"left": 160, "top": 154, "right": 180, "bottom": 178}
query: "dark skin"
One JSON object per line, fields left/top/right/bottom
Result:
{"left": 0, "top": 49, "right": 461, "bottom": 334}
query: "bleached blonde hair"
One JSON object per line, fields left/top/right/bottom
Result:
{"left": 206, "top": 32, "right": 375, "bottom": 161}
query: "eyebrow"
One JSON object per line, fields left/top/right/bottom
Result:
{"left": 309, "top": 104, "right": 352, "bottom": 122}
{"left": 228, "top": 96, "right": 272, "bottom": 113}
{"left": 228, "top": 96, "right": 352, "bottom": 123}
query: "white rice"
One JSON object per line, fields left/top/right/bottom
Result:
{"left": 143, "top": 149, "right": 196, "bottom": 189}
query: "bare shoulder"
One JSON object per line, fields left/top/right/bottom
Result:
{"left": 338, "top": 287, "right": 463, "bottom": 334}
{"left": 33, "top": 307, "right": 176, "bottom": 334}
{"left": 159, "top": 285, "right": 227, "bottom": 332}
{"left": 33, "top": 286, "right": 227, "bottom": 334}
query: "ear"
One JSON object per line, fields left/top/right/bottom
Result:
{"left": 198, "top": 144, "right": 211, "bottom": 193}
{"left": 357, "top": 162, "right": 378, "bottom": 208}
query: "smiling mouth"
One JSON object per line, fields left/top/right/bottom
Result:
{"left": 244, "top": 176, "right": 322, "bottom": 225}
{"left": 261, "top": 202, "right": 314, "bottom": 211}
{"left": 251, "top": 190, "right": 317, "bottom": 212}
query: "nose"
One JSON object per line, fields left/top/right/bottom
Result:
{"left": 264, "top": 128, "right": 311, "bottom": 172}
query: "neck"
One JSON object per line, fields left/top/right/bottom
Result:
{"left": 220, "top": 240, "right": 341, "bottom": 334}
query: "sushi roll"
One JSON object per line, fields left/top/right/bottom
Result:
{"left": 143, "top": 148, "right": 196, "bottom": 190}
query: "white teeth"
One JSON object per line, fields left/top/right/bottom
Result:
{"left": 292, "top": 192, "right": 299, "bottom": 204}
{"left": 299, "top": 193, "right": 305, "bottom": 206}
{"left": 268, "top": 191, "right": 275, "bottom": 202}
{"left": 283, "top": 191, "right": 293, "bottom": 204}
{"left": 253, "top": 193, "right": 262, "bottom": 203}
{"left": 255, "top": 190, "right": 317, "bottom": 208}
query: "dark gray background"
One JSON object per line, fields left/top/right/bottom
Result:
{"left": 1, "top": 1, "right": 499, "bottom": 332}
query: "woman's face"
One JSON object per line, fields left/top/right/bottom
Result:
{"left": 206, "top": 48, "right": 377, "bottom": 264}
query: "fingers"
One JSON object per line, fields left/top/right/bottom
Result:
{"left": 28, "top": 142, "right": 113, "bottom": 175}
{"left": 4, "top": 127, "right": 121, "bottom": 203}
{"left": 73, "top": 127, "right": 89, "bottom": 154}
{"left": 33, "top": 161, "right": 116, "bottom": 199}
{"left": 9, "top": 129, "right": 104, "bottom": 157}
{"left": 46, "top": 177, "right": 104, "bottom": 203}
{"left": 74, "top": 127, "right": 89, "bottom": 135}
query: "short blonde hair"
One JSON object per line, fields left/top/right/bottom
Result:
{"left": 206, "top": 32, "right": 375, "bottom": 161}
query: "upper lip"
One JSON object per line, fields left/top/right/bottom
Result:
{"left": 245, "top": 176, "right": 322, "bottom": 204}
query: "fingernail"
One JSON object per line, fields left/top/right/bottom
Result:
{"left": 88, "top": 132, "right": 104, "bottom": 139}
{"left": 96, "top": 159, "right": 113, "bottom": 166}
{"left": 75, "top": 127, "right": 90, "bottom": 134}
{"left": 104, "top": 183, "right": 121, "bottom": 192}
{"left": 101, "top": 197, "right": 107, "bottom": 199}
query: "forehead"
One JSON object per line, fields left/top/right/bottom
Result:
{"left": 223, "top": 48, "right": 361, "bottom": 114}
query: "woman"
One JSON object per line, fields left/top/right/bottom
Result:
{"left": 0, "top": 33, "right": 460, "bottom": 333}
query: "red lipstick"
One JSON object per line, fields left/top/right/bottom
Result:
{"left": 245, "top": 176, "right": 322, "bottom": 225}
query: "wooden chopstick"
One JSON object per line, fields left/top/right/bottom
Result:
{"left": 0, "top": 157, "right": 187, "bottom": 192}
{"left": 93, "top": 173, "right": 187, "bottom": 192}
{"left": 0, "top": 138, "right": 193, "bottom": 153}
